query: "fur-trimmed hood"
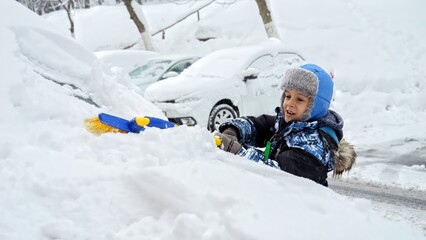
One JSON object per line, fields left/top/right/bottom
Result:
{"left": 318, "top": 110, "right": 357, "bottom": 176}
{"left": 333, "top": 138, "right": 357, "bottom": 176}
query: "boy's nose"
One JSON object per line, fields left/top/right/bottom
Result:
{"left": 287, "top": 98, "right": 296, "bottom": 106}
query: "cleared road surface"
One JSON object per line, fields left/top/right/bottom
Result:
{"left": 329, "top": 179, "right": 426, "bottom": 234}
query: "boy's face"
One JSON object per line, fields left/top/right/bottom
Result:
{"left": 282, "top": 89, "right": 310, "bottom": 122}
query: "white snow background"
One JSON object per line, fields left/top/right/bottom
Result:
{"left": 1, "top": 0, "right": 425, "bottom": 239}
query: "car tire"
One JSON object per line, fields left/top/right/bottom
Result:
{"left": 208, "top": 103, "right": 238, "bottom": 131}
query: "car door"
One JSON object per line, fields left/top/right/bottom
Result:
{"left": 268, "top": 52, "right": 305, "bottom": 108}
{"left": 241, "top": 53, "right": 305, "bottom": 117}
{"left": 240, "top": 54, "right": 278, "bottom": 116}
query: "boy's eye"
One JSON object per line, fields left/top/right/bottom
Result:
{"left": 297, "top": 98, "right": 305, "bottom": 102}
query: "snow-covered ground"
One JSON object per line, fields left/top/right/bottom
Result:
{"left": 46, "top": 0, "right": 426, "bottom": 191}
{"left": 1, "top": 0, "right": 425, "bottom": 239}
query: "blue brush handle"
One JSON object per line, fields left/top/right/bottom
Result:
{"left": 98, "top": 113, "right": 135, "bottom": 133}
{"left": 143, "top": 116, "right": 176, "bottom": 129}
{"left": 128, "top": 120, "right": 145, "bottom": 133}
{"left": 99, "top": 113, "right": 176, "bottom": 134}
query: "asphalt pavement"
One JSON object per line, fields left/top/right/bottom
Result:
{"left": 329, "top": 179, "right": 426, "bottom": 234}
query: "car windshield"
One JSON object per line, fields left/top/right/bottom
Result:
{"left": 129, "top": 59, "right": 172, "bottom": 82}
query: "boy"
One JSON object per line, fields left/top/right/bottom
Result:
{"left": 216, "top": 63, "right": 356, "bottom": 186}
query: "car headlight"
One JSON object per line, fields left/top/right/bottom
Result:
{"left": 157, "top": 96, "right": 199, "bottom": 104}
{"left": 176, "top": 96, "right": 200, "bottom": 103}
{"left": 169, "top": 117, "right": 197, "bottom": 126}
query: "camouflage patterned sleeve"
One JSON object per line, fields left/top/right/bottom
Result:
{"left": 236, "top": 147, "right": 280, "bottom": 169}
{"left": 218, "top": 117, "right": 257, "bottom": 146}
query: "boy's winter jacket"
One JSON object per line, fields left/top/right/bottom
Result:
{"left": 219, "top": 108, "right": 356, "bottom": 186}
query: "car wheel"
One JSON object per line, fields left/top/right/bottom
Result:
{"left": 208, "top": 103, "right": 238, "bottom": 131}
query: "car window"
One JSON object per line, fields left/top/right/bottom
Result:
{"left": 271, "top": 53, "right": 305, "bottom": 78}
{"left": 276, "top": 53, "right": 304, "bottom": 67}
{"left": 168, "top": 60, "right": 194, "bottom": 74}
{"left": 247, "top": 54, "right": 274, "bottom": 78}
{"left": 128, "top": 59, "right": 172, "bottom": 82}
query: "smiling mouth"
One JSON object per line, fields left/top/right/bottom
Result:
{"left": 286, "top": 109, "right": 296, "bottom": 116}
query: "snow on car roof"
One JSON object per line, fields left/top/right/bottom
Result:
{"left": 147, "top": 54, "right": 200, "bottom": 61}
{"left": 95, "top": 50, "right": 159, "bottom": 72}
{"left": 94, "top": 49, "right": 159, "bottom": 60}
{"left": 181, "top": 43, "right": 297, "bottom": 78}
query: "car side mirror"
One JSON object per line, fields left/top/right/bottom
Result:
{"left": 242, "top": 68, "right": 259, "bottom": 82}
{"left": 161, "top": 71, "right": 179, "bottom": 80}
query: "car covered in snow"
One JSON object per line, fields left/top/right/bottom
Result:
{"left": 144, "top": 43, "right": 305, "bottom": 131}
{"left": 128, "top": 54, "right": 200, "bottom": 93}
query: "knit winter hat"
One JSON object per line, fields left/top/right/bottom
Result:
{"left": 280, "top": 63, "right": 334, "bottom": 121}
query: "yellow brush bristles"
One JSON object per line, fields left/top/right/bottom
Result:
{"left": 84, "top": 117, "right": 127, "bottom": 135}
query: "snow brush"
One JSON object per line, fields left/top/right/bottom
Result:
{"left": 84, "top": 113, "right": 177, "bottom": 135}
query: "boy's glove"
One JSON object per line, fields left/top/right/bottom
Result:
{"left": 215, "top": 127, "right": 242, "bottom": 154}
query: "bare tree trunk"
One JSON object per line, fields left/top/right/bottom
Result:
{"left": 38, "top": 1, "right": 44, "bottom": 15}
{"left": 255, "top": 0, "right": 279, "bottom": 39}
{"left": 123, "top": 0, "right": 154, "bottom": 51}
{"left": 60, "top": 0, "right": 75, "bottom": 38}
{"left": 84, "top": 0, "right": 90, "bottom": 8}
{"left": 66, "top": 1, "right": 75, "bottom": 38}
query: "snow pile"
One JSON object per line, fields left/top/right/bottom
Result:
{"left": 1, "top": 0, "right": 425, "bottom": 239}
